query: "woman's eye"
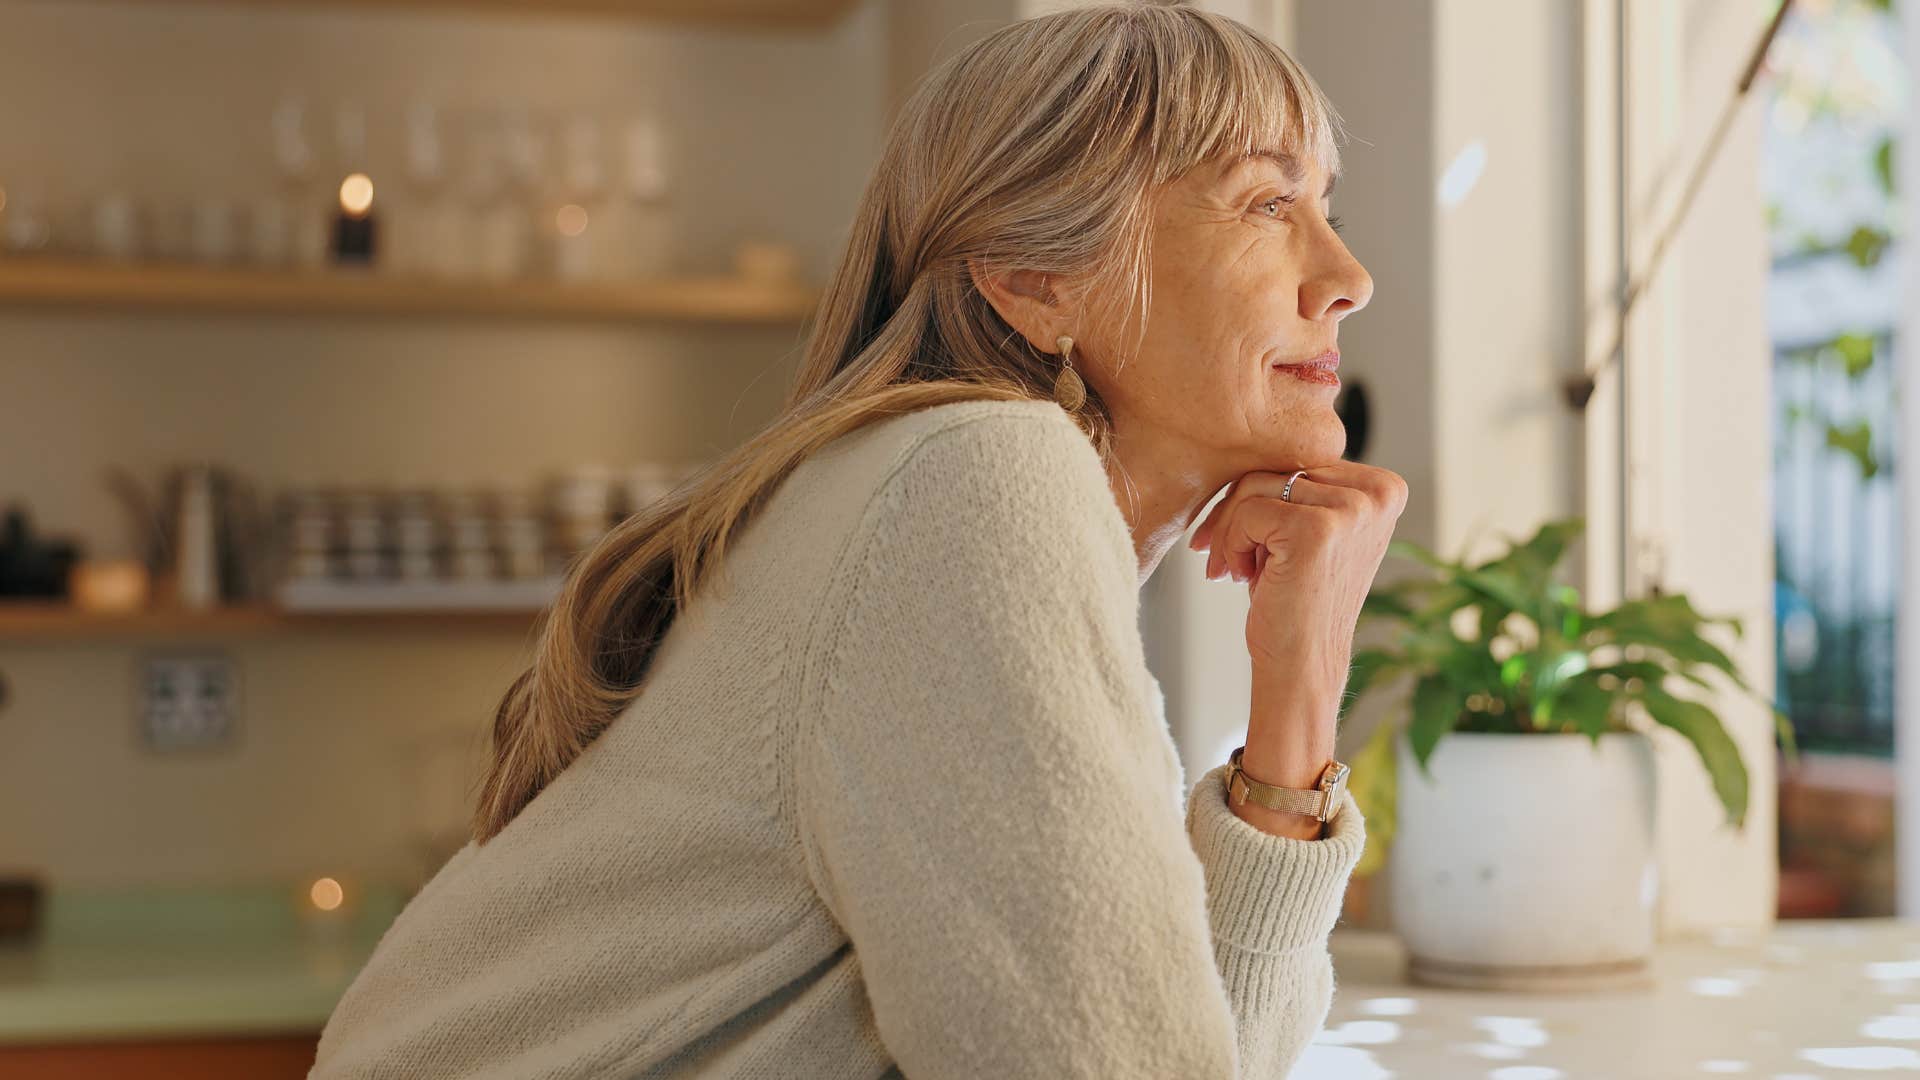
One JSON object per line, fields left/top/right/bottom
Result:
{"left": 1255, "top": 193, "right": 1296, "bottom": 219}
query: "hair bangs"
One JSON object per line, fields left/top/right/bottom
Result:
{"left": 1143, "top": 7, "right": 1345, "bottom": 189}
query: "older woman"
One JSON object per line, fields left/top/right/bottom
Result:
{"left": 312, "top": 2, "right": 1405, "bottom": 1077}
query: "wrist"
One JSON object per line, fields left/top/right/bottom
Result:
{"left": 1224, "top": 746, "right": 1339, "bottom": 841}
{"left": 1251, "top": 649, "right": 1349, "bottom": 700}
{"left": 1237, "top": 743, "right": 1336, "bottom": 793}
{"left": 1246, "top": 672, "right": 1339, "bottom": 788}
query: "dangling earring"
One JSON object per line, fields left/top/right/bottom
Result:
{"left": 1052, "top": 334, "right": 1087, "bottom": 412}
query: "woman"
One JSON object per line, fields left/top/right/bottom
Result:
{"left": 312, "top": 3, "right": 1404, "bottom": 1077}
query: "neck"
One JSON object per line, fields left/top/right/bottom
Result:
{"left": 1102, "top": 422, "right": 1232, "bottom": 588}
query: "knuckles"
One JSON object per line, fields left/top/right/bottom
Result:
{"left": 1352, "top": 465, "right": 1410, "bottom": 517}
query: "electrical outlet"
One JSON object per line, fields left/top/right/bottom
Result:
{"left": 139, "top": 652, "right": 240, "bottom": 752}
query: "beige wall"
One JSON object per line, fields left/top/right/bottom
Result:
{"left": 1616, "top": 0, "right": 1780, "bottom": 935}
{"left": 1431, "top": 1, "right": 1585, "bottom": 556}
{"left": 0, "top": 0, "right": 887, "bottom": 888}
{"left": 1294, "top": 0, "right": 1778, "bottom": 934}
{"left": 887, "top": 0, "right": 1012, "bottom": 117}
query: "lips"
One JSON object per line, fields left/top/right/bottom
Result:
{"left": 1272, "top": 350, "right": 1341, "bottom": 386}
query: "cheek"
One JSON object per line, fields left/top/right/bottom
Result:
{"left": 1126, "top": 229, "right": 1305, "bottom": 410}
{"left": 1132, "top": 288, "right": 1285, "bottom": 423}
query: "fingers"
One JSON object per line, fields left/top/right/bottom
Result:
{"left": 1189, "top": 508, "right": 1220, "bottom": 552}
{"left": 1215, "top": 497, "right": 1331, "bottom": 583}
{"left": 1188, "top": 462, "right": 1408, "bottom": 556}
{"left": 1259, "top": 474, "right": 1366, "bottom": 512}
{"left": 1306, "top": 461, "right": 1411, "bottom": 515}
{"left": 1210, "top": 484, "right": 1357, "bottom": 582}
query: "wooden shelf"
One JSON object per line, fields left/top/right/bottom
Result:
{"left": 202, "top": 0, "right": 862, "bottom": 29}
{"left": 0, "top": 258, "right": 820, "bottom": 325}
{"left": 0, "top": 602, "right": 544, "bottom": 643}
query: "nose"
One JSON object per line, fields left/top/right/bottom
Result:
{"left": 1301, "top": 236, "right": 1374, "bottom": 322}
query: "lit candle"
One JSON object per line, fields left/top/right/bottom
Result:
{"left": 553, "top": 203, "right": 592, "bottom": 280}
{"left": 310, "top": 876, "right": 345, "bottom": 912}
{"left": 333, "top": 173, "right": 378, "bottom": 264}
{"left": 297, "top": 874, "right": 355, "bottom": 944}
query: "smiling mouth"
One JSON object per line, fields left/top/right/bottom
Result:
{"left": 1272, "top": 351, "right": 1341, "bottom": 386}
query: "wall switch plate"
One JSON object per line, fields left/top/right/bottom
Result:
{"left": 139, "top": 652, "right": 240, "bottom": 752}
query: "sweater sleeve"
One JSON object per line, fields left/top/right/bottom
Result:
{"left": 792, "top": 406, "right": 1366, "bottom": 1079}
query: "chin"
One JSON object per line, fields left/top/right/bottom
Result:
{"left": 1260, "top": 416, "right": 1347, "bottom": 471}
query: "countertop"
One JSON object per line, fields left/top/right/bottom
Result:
{"left": 0, "top": 883, "right": 401, "bottom": 1045}
{"left": 5, "top": 884, "right": 1913, "bottom": 1074}
{"left": 1302, "top": 919, "right": 1920, "bottom": 1078}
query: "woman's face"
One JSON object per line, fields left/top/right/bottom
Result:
{"left": 1079, "top": 148, "right": 1373, "bottom": 483}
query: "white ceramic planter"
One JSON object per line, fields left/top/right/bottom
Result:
{"left": 1389, "top": 730, "right": 1659, "bottom": 990}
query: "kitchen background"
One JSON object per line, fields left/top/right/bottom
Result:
{"left": 0, "top": 0, "right": 881, "bottom": 892}
{"left": 0, "top": 1, "right": 895, "bottom": 1070}
{"left": 1, "top": 0, "right": 1913, "bottom": 1076}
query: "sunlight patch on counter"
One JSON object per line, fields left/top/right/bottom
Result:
{"left": 1315, "top": 1020, "right": 1402, "bottom": 1046}
{"left": 1290, "top": 1044, "right": 1393, "bottom": 1080}
{"left": 1799, "top": 1045, "right": 1920, "bottom": 1070}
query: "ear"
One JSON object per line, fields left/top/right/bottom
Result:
{"left": 966, "top": 259, "right": 1073, "bottom": 355}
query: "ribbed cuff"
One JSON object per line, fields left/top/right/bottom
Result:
{"left": 1184, "top": 762, "right": 1367, "bottom": 956}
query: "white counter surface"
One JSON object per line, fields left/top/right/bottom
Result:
{"left": 1301, "top": 920, "right": 1920, "bottom": 1079}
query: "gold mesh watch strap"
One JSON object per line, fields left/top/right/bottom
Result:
{"left": 1226, "top": 745, "right": 1332, "bottom": 819}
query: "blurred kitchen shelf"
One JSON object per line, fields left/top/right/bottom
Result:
{"left": 274, "top": 575, "right": 563, "bottom": 613}
{"left": 0, "top": 258, "right": 820, "bottom": 325}
{"left": 211, "top": 0, "right": 861, "bottom": 29}
{"left": 0, "top": 591, "right": 559, "bottom": 643}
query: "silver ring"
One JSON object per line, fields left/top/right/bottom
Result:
{"left": 1281, "top": 470, "right": 1309, "bottom": 503}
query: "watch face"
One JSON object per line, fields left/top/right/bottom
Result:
{"left": 1322, "top": 761, "right": 1351, "bottom": 804}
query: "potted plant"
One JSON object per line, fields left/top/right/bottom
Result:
{"left": 1342, "top": 516, "right": 1797, "bottom": 989}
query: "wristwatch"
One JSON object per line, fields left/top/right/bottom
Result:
{"left": 1225, "top": 746, "right": 1350, "bottom": 824}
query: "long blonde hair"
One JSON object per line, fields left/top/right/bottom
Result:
{"left": 472, "top": 0, "right": 1343, "bottom": 842}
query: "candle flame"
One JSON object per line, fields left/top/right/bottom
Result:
{"left": 310, "top": 876, "right": 345, "bottom": 911}
{"left": 339, "top": 174, "right": 374, "bottom": 217}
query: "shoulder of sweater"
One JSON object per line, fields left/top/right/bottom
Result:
{"left": 800, "top": 397, "right": 1138, "bottom": 592}
{"left": 795, "top": 398, "right": 1106, "bottom": 509}
{"left": 848, "top": 397, "right": 1094, "bottom": 473}
{"left": 865, "top": 399, "right": 1120, "bottom": 523}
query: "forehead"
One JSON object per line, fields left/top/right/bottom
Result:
{"left": 1213, "top": 147, "right": 1338, "bottom": 197}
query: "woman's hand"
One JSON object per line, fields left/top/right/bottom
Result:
{"left": 1186, "top": 463, "right": 1408, "bottom": 836}
{"left": 1189, "top": 461, "right": 1408, "bottom": 675}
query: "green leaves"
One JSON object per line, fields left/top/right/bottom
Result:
{"left": 1550, "top": 675, "right": 1619, "bottom": 743}
{"left": 1776, "top": 335, "right": 1883, "bottom": 480}
{"left": 1490, "top": 518, "right": 1584, "bottom": 596}
{"left": 1345, "top": 517, "right": 1780, "bottom": 842}
{"left": 1347, "top": 718, "right": 1399, "bottom": 878}
{"left": 1824, "top": 421, "right": 1880, "bottom": 480}
{"left": 1408, "top": 674, "right": 1463, "bottom": 774}
{"left": 1341, "top": 648, "right": 1405, "bottom": 719}
{"left": 1833, "top": 333, "right": 1877, "bottom": 377}
{"left": 1588, "top": 594, "right": 1750, "bottom": 692}
{"left": 1845, "top": 225, "right": 1892, "bottom": 268}
{"left": 1528, "top": 649, "right": 1593, "bottom": 728}
{"left": 1636, "top": 684, "right": 1750, "bottom": 829}
{"left": 1775, "top": 705, "right": 1800, "bottom": 765}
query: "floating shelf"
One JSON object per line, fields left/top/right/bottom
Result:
{"left": 0, "top": 258, "right": 820, "bottom": 325}
{"left": 210, "top": 0, "right": 862, "bottom": 29}
{"left": 274, "top": 576, "right": 564, "bottom": 613}
{"left": 0, "top": 600, "right": 547, "bottom": 643}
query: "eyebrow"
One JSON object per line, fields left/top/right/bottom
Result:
{"left": 1229, "top": 148, "right": 1338, "bottom": 198}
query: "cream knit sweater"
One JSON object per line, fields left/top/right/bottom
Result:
{"left": 310, "top": 398, "right": 1366, "bottom": 1079}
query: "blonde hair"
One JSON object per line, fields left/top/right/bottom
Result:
{"left": 472, "top": 0, "right": 1344, "bottom": 842}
